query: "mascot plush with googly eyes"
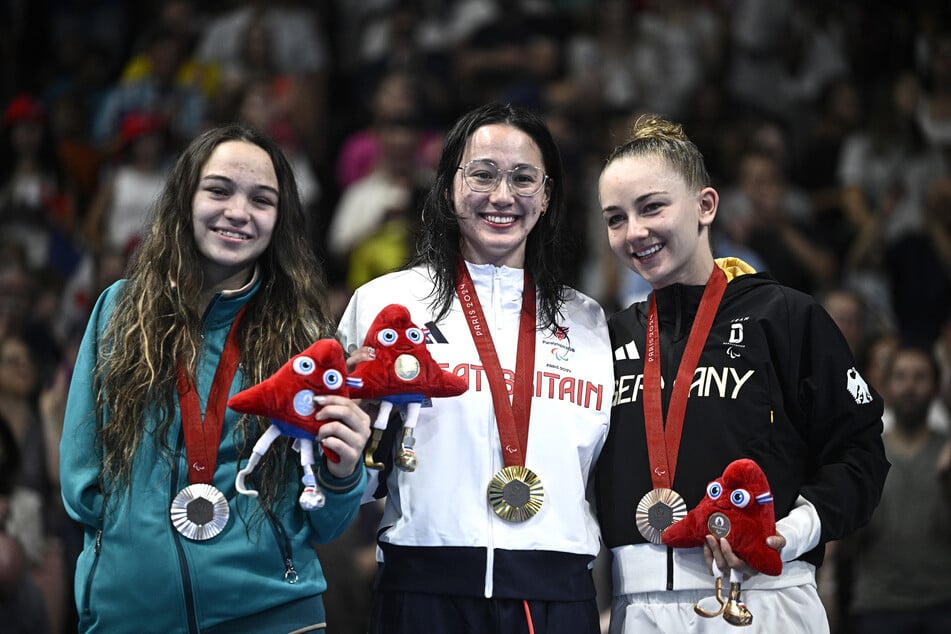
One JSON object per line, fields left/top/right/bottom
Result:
{"left": 350, "top": 303, "right": 469, "bottom": 473}
{"left": 228, "top": 339, "right": 363, "bottom": 510}
{"left": 662, "top": 458, "right": 781, "bottom": 625}
{"left": 663, "top": 458, "right": 781, "bottom": 575}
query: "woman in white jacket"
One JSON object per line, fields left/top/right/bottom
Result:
{"left": 337, "top": 102, "right": 613, "bottom": 634}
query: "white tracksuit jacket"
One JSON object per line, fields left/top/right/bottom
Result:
{"left": 337, "top": 262, "right": 613, "bottom": 600}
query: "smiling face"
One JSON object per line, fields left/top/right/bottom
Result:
{"left": 599, "top": 153, "right": 717, "bottom": 289}
{"left": 192, "top": 140, "right": 278, "bottom": 293}
{"left": 453, "top": 124, "right": 550, "bottom": 268}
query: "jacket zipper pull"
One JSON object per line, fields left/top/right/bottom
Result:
{"left": 283, "top": 557, "right": 299, "bottom": 584}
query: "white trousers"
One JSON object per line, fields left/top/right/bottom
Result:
{"left": 610, "top": 583, "right": 830, "bottom": 634}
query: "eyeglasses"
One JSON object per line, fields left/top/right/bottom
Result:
{"left": 457, "top": 159, "right": 549, "bottom": 197}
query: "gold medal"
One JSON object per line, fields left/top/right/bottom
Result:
{"left": 394, "top": 354, "right": 421, "bottom": 381}
{"left": 636, "top": 488, "right": 687, "bottom": 544}
{"left": 707, "top": 511, "right": 731, "bottom": 539}
{"left": 487, "top": 465, "right": 544, "bottom": 522}
{"left": 170, "top": 483, "right": 230, "bottom": 540}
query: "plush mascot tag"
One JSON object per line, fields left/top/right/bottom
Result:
{"left": 662, "top": 458, "right": 781, "bottom": 626}
{"left": 350, "top": 303, "right": 468, "bottom": 472}
{"left": 228, "top": 339, "right": 362, "bottom": 510}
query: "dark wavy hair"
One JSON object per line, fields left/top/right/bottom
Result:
{"left": 409, "top": 102, "right": 570, "bottom": 330}
{"left": 95, "top": 124, "right": 333, "bottom": 512}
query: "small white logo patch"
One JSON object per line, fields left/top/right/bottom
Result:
{"left": 614, "top": 340, "right": 640, "bottom": 361}
{"left": 723, "top": 317, "right": 749, "bottom": 359}
{"left": 846, "top": 367, "right": 873, "bottom": 404}
{"left": 729, "top": 323, "right": 744, "bottom": 344}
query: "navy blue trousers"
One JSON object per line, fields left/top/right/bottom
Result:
{"left": 368, "top": 590, "right": 600, "bottom": 634}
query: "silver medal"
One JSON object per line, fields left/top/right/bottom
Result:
{"left": 170, "top": 483, "right": 230, "bottom": 540}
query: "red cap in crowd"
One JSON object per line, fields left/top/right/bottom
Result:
{"left": 119, "top": 111, "right": 164, "bottom": 145}
{"left": 3, "top": 94, "right": 45, "bottom": 127}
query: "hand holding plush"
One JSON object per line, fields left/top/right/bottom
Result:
{"left": 228, "top": 338, "right": 362, "bottom": 510}
{"left": 350, "top": 303, "right": 468, "bottom": 471}
{"left": 662, "top": 458, "right": 782, "bottom": 576}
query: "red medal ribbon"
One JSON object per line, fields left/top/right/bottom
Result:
{"left": 177, "top": 306, "right": 247, "bottom": 485}
{"left": 456, "top": 263, "right": 536, "bottom": 467}
{"left": 643, "top": 265, "right": 727, "bottom": 490}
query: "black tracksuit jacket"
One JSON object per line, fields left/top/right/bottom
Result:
{"left": 596, "top": 267, "right": 890, "bottom": 570}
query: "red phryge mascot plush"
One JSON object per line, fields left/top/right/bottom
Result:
{"left": 663, "top": 458, "right": 781, "bottom": 574}
{"left": 662, "top": 458, "right": 781, "bottom": 625}
{"left": 350, "top": 303, "right": 468, "bottom": 472}
{"left": 228, "top": 339, "right": 363, "bottom": 510}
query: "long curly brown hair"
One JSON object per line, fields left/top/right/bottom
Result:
{"left": 95, "top": 124, "right": 333, "bottom": 513}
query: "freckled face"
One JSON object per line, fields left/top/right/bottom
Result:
{"left": 192, "top": 140, "right": 278, "bottom": 290}
{"left": 454, "top": 124, "right": 550, "bottom": 268}
{"left": 599, "top": 154, "right": 717, "bottom": 289}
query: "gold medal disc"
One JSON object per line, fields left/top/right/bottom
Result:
{"left": 636, "top": 488, "right": 687, "bottom": 544}
{"left": 487, "top": 465, "right": 544, "bottom": 522}
{"left": 171, "top": 483, "right": 230, "bottom": 540}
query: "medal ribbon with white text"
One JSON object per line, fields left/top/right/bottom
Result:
{"left": 177, "top": 306, "right": 247, "bottom": 485}
{"left": 455, "top": 263, "right": 536, "bottom": 467}
{"left": 643, "top": 266, "right": 727, "bottom": 490}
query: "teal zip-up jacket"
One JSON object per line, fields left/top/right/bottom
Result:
{"left": 61, "top": 278, "right": 367, "bottom": 633}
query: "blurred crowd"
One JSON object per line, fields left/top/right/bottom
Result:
{"left": 1, "top": 1, "right": 950, "bottom": 633}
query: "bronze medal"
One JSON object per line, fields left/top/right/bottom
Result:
{"left": 487, "top": 465, "right": 544, "bottom": 522}
{"left": 707, "top": 511, "right": 731, "bottom": 539}
{"left": 635, "top": 487, "right": 687, "bottom": 544}
{"left": 170, "top": 483, "right": 230, "bottom": 540}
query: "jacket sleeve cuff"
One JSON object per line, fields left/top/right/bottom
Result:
{"left": 316, "top": 459, "right": 365, "bottom": 495}
{"left": 776, "top": 494, "right": 822, "bottom": 561}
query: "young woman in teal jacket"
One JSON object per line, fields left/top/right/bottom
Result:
{"left": 60, "top": 124, "right": 371, "bottom": 633}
